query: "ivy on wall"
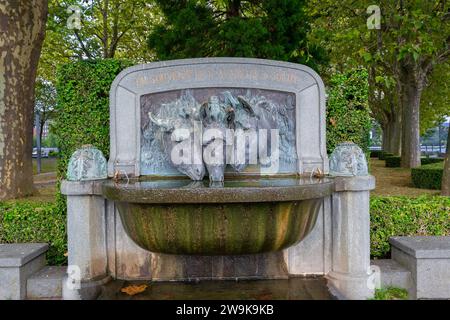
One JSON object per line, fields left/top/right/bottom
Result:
{"left": 52, "top": 59, "right": 132, "bottom": 213}
{"left": 326, "top": 69, "right": 372, "bottom": 155}
{"left": 53, "top": 59, "right": 132, "bottom": 180}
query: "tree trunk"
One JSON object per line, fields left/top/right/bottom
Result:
{"left": 441, "top": 126, "right": 450, "bottom": 196}
{"left": 383, "top": 116, "right": 402, "bottom": 155}
{"left": 400, "top": 73, "right": 422, "bottom": 168}
{"left": 0, "top": 1, "right": 48, "bottom": 200}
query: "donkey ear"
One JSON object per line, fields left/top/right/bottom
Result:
{"left": 226, "top": 106, "right": 235, "bottom": 126}
{"left": 200, "top": 102, "right": 208, "bottom": 121}
{"left": 237, "top": 96, "right": 256, "bottom": 116}
{"left": 148, "top": 112, "right": 174, "bottom": 132}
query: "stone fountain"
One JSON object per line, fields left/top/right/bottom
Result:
{"left": 61, "top": 58, "right": 376, "bottom": 300}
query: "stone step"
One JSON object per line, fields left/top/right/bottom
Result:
{"left": 371, "top": 259, "right": 411, "bottom": 290}
{"left": 27, "top": 266, "right": 67, "bottom": 300}
{"left": 390, "top": 236, "right": 450, "bottom": 299}
{"left": 0, "top": 243, "right": 48, "bottom": 300}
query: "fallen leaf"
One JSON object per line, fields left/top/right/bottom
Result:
{"left": 63, "top": 252, "right": 68, "bottom": 257}
{"left": 121, "top": 284, "right": 148, "bottom": 296}
{"left": 330, "top": 118, "right": 337, "bottom": 126}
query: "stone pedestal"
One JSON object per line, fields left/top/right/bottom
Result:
{"left": 390, "top": 236, "right": 450, "bottom": 299}
{"left": 0, "top": 243, "right": 48, "bottom": 300}
{"left": 326, "top": 175, "right": 376, "bottom": 300}
{"left": 61, "top": 180, "right": 110, "bottom": 300}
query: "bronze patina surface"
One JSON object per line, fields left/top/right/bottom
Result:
{"left": 102, "top": 178, "right": 333, "bottom": 255}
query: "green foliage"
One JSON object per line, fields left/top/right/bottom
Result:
{"left": 326, "top": 69, "right": 372, "bottom": 154}
{"left": 421, "top": 158, "right": 444, "bottom": 165}
{"left": 48, "top": 150, "right": 59, "bottom": 158}
{"left": 0, "top": 202, "right": 66, "bottom": 265}
{"left": 370, "top": 196, "right": 450, "bottom": 258}
{"left": 53, "top": 59, "right": 131, "bottom": 180}
{"left": 411, "top": 162, "right": 444, "bottom": 190}
{"left": 372, "top": 287, "right": 408, "bottom": 300}
{"left": 53, "top": 59, "right": 132, "bottom": 210}
{"left": 147, "top": 0, "right": 327, "bottom": 70}
{"left": 385, "top": 156, "right": 401, "bottom": 168}
{"left": 370, "top": 150, "right": 383, "bottom": 158}
{"left": 308, "top": 0, "right": 450, "bottom": 147}
{"left": 384, "top": 156, "right": 444, "bottom": 168}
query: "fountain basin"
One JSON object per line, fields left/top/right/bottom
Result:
{"left": 102, "top": 178, "right": 334, "bottom": 255}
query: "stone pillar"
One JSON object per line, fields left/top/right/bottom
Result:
{"left": 60, "top": 180, "right": 110, "bottom": 300}
{"left": 326, "top": 142, "right": 376, "bottom": 299}
{"left": 327, "top": 175, "right": 375, "bottom": 299}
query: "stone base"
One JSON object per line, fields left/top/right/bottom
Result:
{"left": 150, "top": 252, "right": 288, "bottom": 281}
{"left": 371, "top": 259, "right": 412, "bottom": 291}
{"left": 0, "top": 243, "right": 48, "bottom": 300}
{"left": 326, "top": 271, "right": 374, "bottom": 300}
{"left": 62, "top": 275, "right": 111, "bottom": 300}
{"left": 390, "top": 236, "right": 450, "bottom": 299}
{"left": 27, "top": 266, "right": 67, "bottom": 299}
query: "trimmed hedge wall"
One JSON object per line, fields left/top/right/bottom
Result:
{"left": 0, "top": 202, "right": 66, "bottom": 265}
{"left": 378, "top": 152, "right": 394, "bottom": 160}
{"left": 370, "top": 196, "right": 450, "bottom": 258}
{"left": 326, "top": 69, "right": 372, "bottom": 155}
{"left": 421, "top": 157, "right": 444, "bottom": 165}
{"left": 384, "top": 157, "right": 444, "bottom": 168}
{"left": 370, "top": 150, "right": 383, "bottom": 158}
{"left": 385, "top": 156, "right": 401, "bottom": 168}
{"left": 411, "top": 162, "right": 444, "bottom": 190}
{"left": 53, "top": 59, "right": 132, "bottom": 182}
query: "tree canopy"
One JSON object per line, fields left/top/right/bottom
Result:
{"left": 147, "top": 0, "right": 328, "bottom": 69}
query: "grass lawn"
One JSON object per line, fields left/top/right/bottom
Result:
{"left": 369, "top": 159, "right": 440, "bottom": 197}
{"left": 32, "top": 157, "right": 58, "bottom": 174}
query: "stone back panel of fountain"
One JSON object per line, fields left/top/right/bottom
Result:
{"left": 106, "top": 58, "right": 330, "bottom": 280}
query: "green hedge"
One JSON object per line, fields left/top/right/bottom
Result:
{"left": 385, "top": 156, "right": 401, "bottom": 168}
{"left": 326, "top": 69, "right": 372, "bottom": 154}
{"left": 384, "top": 156, "right": 444, "bottom": 168}
{"left": 53, "top": 59, "right": 132, "bottom": 211}
{"left": 411, "top": 162, "right": 444, "bottom": 190}
{"left": 370, "top": 196, "right": 450, "bottom": 258}
{"left": 421, "top": 157, "right": 444, "bottom": 165}
{"left": 0, "top": 202, "right": 66, "bottom": 265}
{"left": 378, "top": 152, "right": 394, "bottom": 160}
{"left": 53, "top": 59, "right": 132, "bottom": 182}
{"left": 370, "top": 150, "right": 383, "bottom": 158}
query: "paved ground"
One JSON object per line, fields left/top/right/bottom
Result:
{"left": 98, "top": 277, "right": 333, "bottom": 300}
{"left": 369, "top": 159, "right": 439, "bottom": 197}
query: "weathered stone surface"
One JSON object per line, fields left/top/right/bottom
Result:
{"left": 371, "top": 259, "right": 412, "bottom": 290}
{"left": 0, "top": 244, "right": 48, "bottom": 300}
{"left": 391, "top": 236, "right": 450, "bottom": 299}
{"left": 390, "top": 236, "right": 450, "bottom": 259}
{"left": 151, "top": 252, "right": 288, "bottom": 281}
{"left": 0, "top": 243, "right": 48, "bottom": 267}
{"left": 329, "top": 142, "right": 368, "bottom": 176}
{"left": 61, "top": 179, "right": 104, "bottom": 196}
{"left": 27, "top": 266, "right": 67, "bottom": 299}
{"left": 67, "top": 145, "right": 107, "bottom": 181}
{"left": 326, "top": 174, "right": 374, "bottom": 300}
{"left": 333, "top": 175, "right": 375, "bottom": 192}
{"left": 108, "top": 58, "right": 328, "bottom": 177}
{"left": 66, "top": 194, "right": 107, "bottom": 281}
